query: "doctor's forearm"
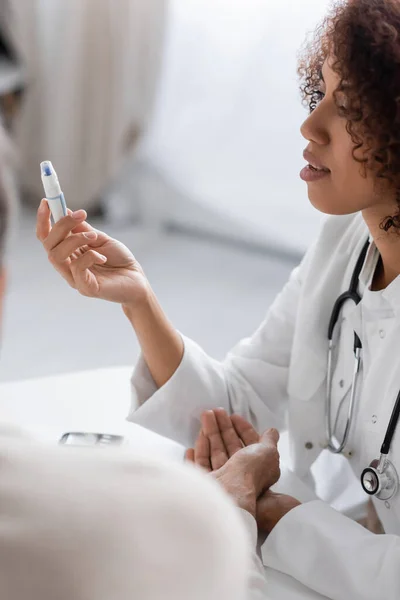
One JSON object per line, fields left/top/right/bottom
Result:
{"left": 122, "top": 289, "right": 184, "bottom": 389}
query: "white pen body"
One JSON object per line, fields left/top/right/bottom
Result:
{"left": 40, "top": 161, "right": 68, "bottom": 223}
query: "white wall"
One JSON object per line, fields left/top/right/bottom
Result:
{"left": 139, "top": 0, "right": 333, "bottom": 254}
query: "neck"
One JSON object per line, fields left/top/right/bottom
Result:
{"left": 362, "top": 204, "right": 400, "bottom": 290}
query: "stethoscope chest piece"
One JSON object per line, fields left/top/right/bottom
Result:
{"left": 361, "top": 458, "right": 399, "bottom": 501}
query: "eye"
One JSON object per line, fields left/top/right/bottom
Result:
{"left": 310, "top": 90, "right": 347, "bottom": 113}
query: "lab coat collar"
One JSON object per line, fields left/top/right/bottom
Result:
{"left": 358, "top": 238, "right": 379, "bottom": 293}
{"left": 358, "top": 238, "right": 400, "bottom": 310}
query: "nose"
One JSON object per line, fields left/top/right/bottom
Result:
{"left": 300, "top": 107, "right": 329, "bottom": 146}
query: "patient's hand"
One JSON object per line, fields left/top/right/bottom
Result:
{"left": 185, "top": 409, "right": 260, "bottom": 471}
{"left": 187, "top": 410, "right": 300, "bottom": 530}
{"left": 36, "top": 200, "right": 150, "bottom": 305}
{"left": 186, "top": 410, "right": 281, "bottom": 518}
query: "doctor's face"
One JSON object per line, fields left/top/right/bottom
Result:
{"left": 300, "top": 58, "right": 392, "bottom": 216}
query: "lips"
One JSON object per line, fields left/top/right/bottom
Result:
{"left": 303, "top": 149, "right": 330, "bottom": 172}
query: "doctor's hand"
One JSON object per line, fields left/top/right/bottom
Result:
{"left": 186, "top": 410, "right": 281, "bottom": 518}
{"left": 36, "top": 200, "right": 150, "bottom": 305}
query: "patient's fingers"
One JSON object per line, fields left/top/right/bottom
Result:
{"left": 231, "top": 414, "right": 260, "bottom": 446}
{"left": 201, "top": 410, "right": 229, "bottom": 470}
{"left": 194, "top": 431, "right": 212, "bottom": 472}
{"left": 260, "top": 428, "right": 280, "bottom": 448}
{"left": 185, "top": 448, "right": 195, "bottom": 463}
{"left": 214, "top": 408, "right": 243, "bottom": 457}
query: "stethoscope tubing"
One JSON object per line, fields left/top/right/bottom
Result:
{"left": 325, "top": 241, "right": 369, "bottom": 452}
{"left": 325, "top": 239, "right": 400, "bottom": 499}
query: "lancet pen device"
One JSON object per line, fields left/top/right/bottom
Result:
{"left": 40, "top": 161, "right": 68, "bottom": 223}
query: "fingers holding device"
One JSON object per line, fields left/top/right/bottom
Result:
{"left": 37, "top": 161, "right": 148, "bottom": 303}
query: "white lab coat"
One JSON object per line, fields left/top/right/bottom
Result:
{"left": 129, "top": 211, "right": 400, "bottom": 600}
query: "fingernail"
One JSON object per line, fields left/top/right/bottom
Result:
{"left": 72, "top": 210, "right": 86, "bottom": 220}
{"left": 98, "top": 254, "right": 107, "bottom": 262}
{"left": 84, "top": 232, "right": 97, "bottom": 240}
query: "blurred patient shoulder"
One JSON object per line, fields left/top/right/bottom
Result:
{"left": 0, "top": 431, "right": 251, "bottom": 600}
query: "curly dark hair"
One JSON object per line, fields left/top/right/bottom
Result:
{"left": 297, "top": 0, "right": 400, "bottom": 231}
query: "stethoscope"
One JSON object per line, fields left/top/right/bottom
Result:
{"left": 326, "top": 239, "right": 400, "bottom": 500}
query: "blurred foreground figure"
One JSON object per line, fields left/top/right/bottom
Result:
{"left": 0, "top": 430, "right": 252, "bottom": 600}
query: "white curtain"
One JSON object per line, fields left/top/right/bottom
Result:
{"left": 139, "top": 0, "right": 332, "bottom": 254}
{"left": 9, "top": 0, "right": 165, "bottom": 210}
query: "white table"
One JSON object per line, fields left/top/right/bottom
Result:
{"left": 0, "top": 366, "right": 184, "bottom": 459}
